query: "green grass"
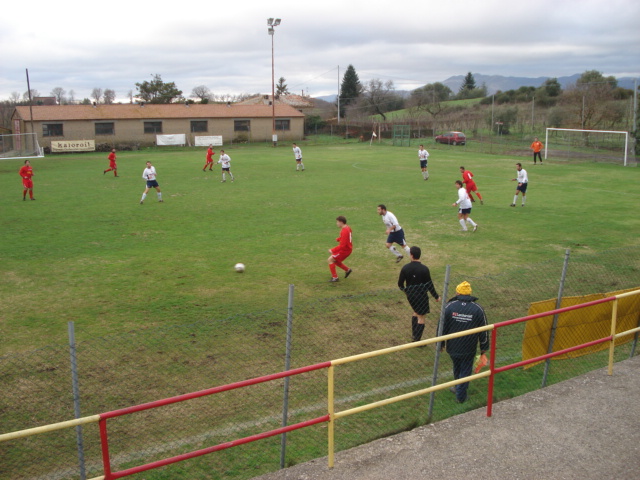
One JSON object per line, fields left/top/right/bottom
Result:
{"left": 1, "top": 142, "right": 640, "bottom": 478}
{"left": 1, "top": 143, "right": 639, "bottom": 350}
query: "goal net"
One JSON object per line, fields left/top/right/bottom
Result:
{"left": 0, "top": 133, "right": 44, "bottom": 160}
{"left": 544, "top": 128, "right": 632, "bottom": 166}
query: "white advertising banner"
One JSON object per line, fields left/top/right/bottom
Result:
{"left": 51, "top": 140, "right": 95, "bottom": 152}
{"left": 195, "top": 135, "right": 223, "bottom": 146}
{"left": 156, "top": 134, "right": 186, "bottom": 146}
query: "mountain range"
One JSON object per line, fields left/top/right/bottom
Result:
{"left": 316, "top": 73, "right": 638, "bottom": 102}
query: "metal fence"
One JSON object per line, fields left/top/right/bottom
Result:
{"left": 1, "top": 246, "right": 639, "bottom": 479}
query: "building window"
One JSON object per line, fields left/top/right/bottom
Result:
{"left": 191, "top": 120, "right": 208, "bottom": 133}
{"left": 234, "top": 120, "right": 250, "bottom": 132}
{"left": 144, "top": 121, "right": 162, "bottom": 134}
{"left": 275, "top": 119, "right": 290, "bottom": 131}
{"left": 95, "top": 122, "right": 115, "bottom": 135}
{"left": 43, "top": 123, "right": 63, "bottom": 137}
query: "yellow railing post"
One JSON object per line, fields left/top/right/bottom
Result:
{"left": 608, "top": 297, "right": 619, "bottom": 375}
{"left": 327, "top": 364, "right": 335, "bottom": 468}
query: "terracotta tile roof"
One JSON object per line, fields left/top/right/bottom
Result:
{"left": 13, "top": 103, "right": 305, "bottom": 121}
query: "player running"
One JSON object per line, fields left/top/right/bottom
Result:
{"left": 460, "top": 166, "right": 483, "bottom": 204}
{"left": 511, "top": 162, "right": 528, "bottom": 207}
{"left": 418, "top": 144, "right": 429, "bottom": 180}
{"left": 19, "top": 160, "right": 35, "bottom": 201}
{"left": 103, "top": 149, "right": 118, "bottom": 177}
{"left": 452, "top": 180, "right": 478, "bottom": 232}
{"left": 203, "top": 145, "right": 215, "bottom": 171}
{"left": 377, "top": 204, "right": 411, "bottom": 263}
{"left": 218, "top": 150, "right": 235, "bottom": 182}
{"left": 292, "top": 143, "right": 304, "bottom": 171}
{"left": 140, "top": 161, "right": 163, "bottom": 204}
{"left": 328, "top": 215, "right": 353, "bottom": 283}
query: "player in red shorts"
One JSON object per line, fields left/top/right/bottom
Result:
{"left": 19, "top": 159, "right": 35, "bottom": 201}
{"left": 103, "top": 149, "right": 118, "bottom": 177}
{"left": 460, "top": 166, "right": 483, "bottom": 204}
{"left": 328, "top": 215, "right": 353, "bottom": 282}
{"left": 203, "top": 145, "right": 215, "bottom": 171}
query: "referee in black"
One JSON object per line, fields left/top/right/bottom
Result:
{"left": 397, "top": 246, "right": 441, "bottom": 342}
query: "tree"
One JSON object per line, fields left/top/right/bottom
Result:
{"left": 276, "top": 77, "right": 290, "bottom": 96}
{"left": 459, "top": 72, "right": 476, "bottom": 93}
{"left": 409, "top": 82, "right": 452, "bottom": 113}
{"left": 68, "top": 89, "right": 76, "bottom": 104}
{"left": 135, "top": 74, "right": 183, "bottom": 104}
{"left": 562, "top": 70, "right": 619, "bottom": 130}
{"left": 9, "top": 92, "right": 21, "bottom": 104}
{"left": 358, "top": 79, "right": 404, "bottom": 121}
{"left": 51, "top": 87, "right": 66, "bottom": 104}
{"left": 91, "top": 88, "right": 103, "bottom": 104}
{"left": 338, "top": 65, "right": 362, "bottom": 118}
{"left": 103, "top": 89, "right": 116, "bottom": 104}
{"left": 23, "top": 89, "right": 40, "bottom": 101}
{"left": 191, "top": 85, "right": 212, "bottom": 103}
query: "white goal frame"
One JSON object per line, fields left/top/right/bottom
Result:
{"left": 0, "top": 132, "right": 44, "bottom": 160}
{"left": 545, "top": 128, "right": 629, "bottom": 166}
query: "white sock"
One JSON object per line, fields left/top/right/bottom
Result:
{"left": 230, "top": 173, "right": 234, "bottom": 180}
{"left": 141, "top": 193, "right": 147, "bottom": 201}
{"left": 404, "top": 245, "right": 410, "bottom": 254}
{"left": 157, "top": 192, "right": 162, "bottom": 200}
{"left": 459, "top": 219, "right": 467, "bottom": 230}
{"left": 389, "top": 246, "right": 402, "bottom": 257}
{"left": 466, "top": 218, "right": 477, "bottom": 227}
{"left": 513, "top": 195, "right": 518, "bottom": 204}
{"left": 300, "top": 163, "right": 304, "bottom": 169}
{"left": 222, "top": 173, "right": 226, "bottom": 181}
{"left": 522, "top": 196, "right": 526, "bottom": 205}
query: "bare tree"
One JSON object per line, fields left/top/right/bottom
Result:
{"left": 68, "top": 89, "right": 76, "bottom": 104}
{"left": 127, "top": 90, "right": 133, "bottom": 103}
{"left": 23, "top": 89, "right": 40, "bottom": 101}
{"left": 91, "top": 88, "right": 103, "bottom": 104}
{"left": 191, "top": 85, "right": 212, "bottom": 103}
{"left": 359, "top": 79, "right": 404, "bottom": 121}
{"left": 103, "top": 89, "right": 116, "bottom": 104}
{"left": 50, "top": 87, "right": 66, "bottom": 104}
{"left": 9, "top": 92, "right": 21, "bottom": 104}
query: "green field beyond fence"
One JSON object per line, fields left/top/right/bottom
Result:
{"left": 1, "top": 142, "right": 639, "bottom": 479}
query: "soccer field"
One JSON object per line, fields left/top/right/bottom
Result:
{"left": 1, "top": 142, "right": 639, "bottom": 353}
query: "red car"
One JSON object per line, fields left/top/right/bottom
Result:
{"left": 435, "top": 131, "right": 466, "bottom": 146}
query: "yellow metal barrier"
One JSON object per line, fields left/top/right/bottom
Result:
{"left": 0, "top": 415, "right": 100, "bottom": 443}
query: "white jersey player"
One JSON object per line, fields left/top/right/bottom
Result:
{"left": 140, "top": 161, "right": 162, "bottom": 204}
{"left": 292, "top": 143, "right": 304, "bottom": 171}
{"left": 217, "top": 150, "right": 234, "bottom": 183}
{"left": 453, "top": 180, "right": 477, "bottom": 232}
{"left": 377, "top": 204, "right": 411, "bottom": 263}
{"left": 511, "top": 162, "right": 528, "bottom": 207}
{"left": 418, "top": 145, "right": 430, "bottom": 180}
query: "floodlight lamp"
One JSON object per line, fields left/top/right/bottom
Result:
{"left": 274, "top": 18, "right": 281, "bottom": 26}
{"left": 267, "top": 18, "right": 274, "bottom": 25}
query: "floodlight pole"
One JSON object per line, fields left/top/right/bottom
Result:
{"left": 268, "top": 18, "right": 281, "bottom": 147}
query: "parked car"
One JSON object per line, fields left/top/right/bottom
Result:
{"left": 435, "top": 131, "right": 466, "bottom": 145}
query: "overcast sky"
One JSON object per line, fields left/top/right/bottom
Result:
{"left": 1, "top": 0, "right": 639, "bottom": 102}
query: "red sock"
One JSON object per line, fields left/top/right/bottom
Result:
{"left": 335, "top": 261, "right": 349, "bottom": 272}
{"left": 329, "top": 263, "right": 338, "bottom": 278}
{"left": 477, "top": 193, "right": 483, "bottom": 200}
{"left": 29, "top": 190, "right": 33, "bottom": 199}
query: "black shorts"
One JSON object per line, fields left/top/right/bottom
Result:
{"left": 146, "top": 180, "right": 160, "bottom": 188}
{"left": 406, "top": 292, "right": 430, "bottom": 315}
{"left": 517, "top": 183, "right": 528, "bottom": 193}
{"left": 420, "top": 160, "right": 427, "bottom": 169}
{"left": 459, "top": 208, "right": 471, "bottom": 214}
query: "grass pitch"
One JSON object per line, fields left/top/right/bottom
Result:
{"left": 1, "top": 141, "right": 639, "bottom": 353}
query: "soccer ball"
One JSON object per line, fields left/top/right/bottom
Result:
{"left": 234, "top": 263, "right": 245, "bottom": 273}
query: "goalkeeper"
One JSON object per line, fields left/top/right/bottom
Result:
{"left": 441, "top": 281, "right": 489, "bottom": 404}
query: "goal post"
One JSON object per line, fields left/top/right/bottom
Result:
{"left": 545, "top": 128, "right": 630, "bottom": 166}
{"left": 0, "top": 133, "right": 44, "bottom": 160}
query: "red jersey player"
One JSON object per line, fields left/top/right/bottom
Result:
{"left": 460, "top": 166, "right": 483, "bottom": 204}
{"left": 19, "top": 159, "right": 35, "bottom": 201}
{"left": 328, "top": 215, "right": 353, "bottom": 282}
{"left": 103, "top": 149, "right": 118, "bottom": 177}
{"left": 203, "top": 145, "right": 215, "bottom": 171}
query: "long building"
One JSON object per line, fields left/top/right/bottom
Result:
{"left": 11, "top": 103, "right": 305, "bottom": 150}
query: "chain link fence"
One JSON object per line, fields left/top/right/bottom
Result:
{"left": 1, "top": 247, "right": 639, "bottom": 479}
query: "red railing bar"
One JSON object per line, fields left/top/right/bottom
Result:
{"left": 493, "top": 296, "right": 615, "bottom": 329}
{"left": 487, "top": 328, "right": 498, "bottom": 417}
{"left": 99, "top": 418, "right": 112, "bottom": 478}
{"left": 101, "top": 361, "right": 332, "bottom": 420}
{"left": 109, "top": 414, "right": 331, "bottom": 479}
{"left": 494, "top": 336, "right": 612, "bottom": 373}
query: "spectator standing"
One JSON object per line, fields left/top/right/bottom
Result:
{"left": 442, "top": 281, "right": 489, "bottom": 403}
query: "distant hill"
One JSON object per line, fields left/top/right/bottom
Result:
{"left": 442, "top": 73, "right": 637, "bottom": 95}
{"left": 315, "top": 74, "right": 637, "bottom": 102}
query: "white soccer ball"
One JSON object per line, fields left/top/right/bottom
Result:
{"left": 234, "top": 263, "right": 245, "bottom": 273}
